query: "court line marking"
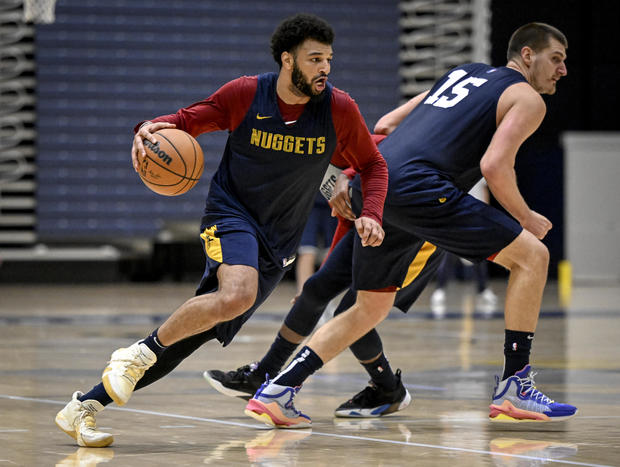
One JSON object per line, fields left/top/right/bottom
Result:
{"left": 0, "top": 394, "right": 612, "bottom": 467}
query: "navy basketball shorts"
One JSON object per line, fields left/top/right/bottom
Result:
{"left": 350, "top": 180, "right": 521, "bottom": 291}
{"left": 351, "top": 219, "right": 444, "bottom": 291}
{"left": 312, "top": 225, "right": 445, "bottom": 311}
{"left": 195, "top": 216, "right": 288, "bottom": 346}
{"left": 393, "top": 246, "right": 446, "bottom": 312}
{"left": 352, "top": 232, "right": 446, "bottom": 309}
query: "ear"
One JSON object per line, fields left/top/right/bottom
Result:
{"left": 521, "top": 46, "right": 534, "bottom": 66}
{"left": 281, "top": 51, "right": 294, "bottom": 70}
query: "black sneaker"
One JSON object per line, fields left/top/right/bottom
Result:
{"left": 203, "top": 362, "right": 265, "bottom": 400}
{"left": 334, "top": 369, "right": 412, "bottom": 418}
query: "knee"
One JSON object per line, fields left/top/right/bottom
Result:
{"left": 355, "top": 292, "right": 394, "bottom": 324}
{"left": 301, "top": 273, "right": 324, "bottom": 297}
{"left": 536, "top": 241, "right": 550, "bottom": 267}
{"left": 526, "top": 238, "right": 549, "bottom": 270}
{"left": 515, "top": 236, "right": 549, "bottom": 274}
{"left": 217, "top": 285, "right": 257, "bottom": 321}
{"left": 297, "top": 274, "right": 337, "bottom": 311}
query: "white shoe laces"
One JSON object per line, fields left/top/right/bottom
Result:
{"left": 518, "top": 371, "right": 554, "bottom": 404}
{"left": 77, "top": 404, "right": 98, "bottom": 432}
{"left": 113, "top": 347, "right": 152, "bottom": 384}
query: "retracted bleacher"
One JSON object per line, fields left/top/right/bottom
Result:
{"left": 30, "top": 0, "right": 401, "bottom": 280}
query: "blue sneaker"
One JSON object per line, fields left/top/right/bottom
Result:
{"left": 245, "top": 381, "right": 311, "bottom": 429}
{"left": 489, "top": 365, "right": 577, "bottom": 422}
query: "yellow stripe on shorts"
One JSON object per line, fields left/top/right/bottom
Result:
{"left": 200, "top": 225, "right": 223, "bottom": 263}
{"left": 400, "top": 241, "right": 437, "bottom": 288}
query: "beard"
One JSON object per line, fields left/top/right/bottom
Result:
{"left": 292, "top": 60, "right": 325, "bottom": 102}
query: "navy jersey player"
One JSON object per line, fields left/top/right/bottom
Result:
{"left": 246, "top": 22, "right": 578, "bottom": 427}
{"left": 54, "top": 13, "right": 388, "bottom": 447}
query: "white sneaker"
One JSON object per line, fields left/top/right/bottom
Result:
{"left": 430, "top": 288, "right": 446, "bottom": 318}
{"left": 476, "top": 288, "right": 498, "bottom": 314}
{"left": 55, "top": 391, "right": 113, "bottom": 447}
{"left": 102, "top": 341, "right": 156, "bottom": 406}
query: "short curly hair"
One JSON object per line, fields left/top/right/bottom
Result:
{"left": 270, "top": 13, "right": 335, "bottom": 67}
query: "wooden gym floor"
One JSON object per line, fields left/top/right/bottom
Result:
{"left": 1, "top": 280, "right": 619, "bottom": 466}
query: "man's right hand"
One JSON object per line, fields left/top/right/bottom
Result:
{"left": 521, "top": 210, "right": 552, "bottom": 239}
{"left": 131, "top": 121, "right": 176, "bottom": 172}
{"left": 329, "top": 173, "right": 356, "bottom": 221}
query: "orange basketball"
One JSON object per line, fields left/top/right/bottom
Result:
{"left": 138, "top": 128, "right": 204, "bottom": 196}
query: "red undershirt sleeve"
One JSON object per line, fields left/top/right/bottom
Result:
{"left": 342, "top": 166, "right": 357, "bottom": 180}
{"left": 340, "top": 133, "right": 387, "bottom": 179}
{"left": 134, "top": 76, "right": 258, "bottom": 135}
{"left": 330, "top": 90, "right": 388, "bottom": 224}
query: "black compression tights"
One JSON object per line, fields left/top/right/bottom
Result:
{"left": 284, "top": 273, "right": 384, "bottom": 363}
{"left": 135, "top": 328, "right": 218, "bottom": 390}
{"left": 136, "top": 267, "right": 387, "bottom": 393}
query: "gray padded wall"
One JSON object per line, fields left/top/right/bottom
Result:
{"left": 563, "top": 132, "right": 620, "bottom": 283}
{"left": 35, "top": 0, "right": 400, "bottom": 241}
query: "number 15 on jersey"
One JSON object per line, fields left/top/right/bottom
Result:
{"left": 424, "top": 69, "right": 488, "bottom": 109}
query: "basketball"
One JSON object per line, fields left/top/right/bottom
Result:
{"left": 138, "top": 128, "right": 204, "bottom": 196}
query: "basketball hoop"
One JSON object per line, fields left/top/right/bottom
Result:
{"left": 23, "top": 0, "right": 57, "bottom": 24}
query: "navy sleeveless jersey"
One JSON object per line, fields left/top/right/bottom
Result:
{"left": 382, "top": 64, "right": 526, "bottom": 196}
{"left": 203, "top": 72, "right": 337, "bottom": 266}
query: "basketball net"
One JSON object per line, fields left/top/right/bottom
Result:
{"left": 23, "top": 0, "right": 58, "bottom": 24}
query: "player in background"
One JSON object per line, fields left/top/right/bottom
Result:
{"left": 295, "top": 193, "right": 338, "bottom": 295}
{"left": 244, "top": 22, "right": 577, "bottom": 428}
{"left": 54, "top": 13, "right": 388, "bottom": 447}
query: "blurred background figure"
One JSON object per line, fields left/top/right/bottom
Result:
{"left": 430, "top": 179, "right": 498, "bottom": 317}
{"left": 295, "top": 194, "right": 338, "bottom": 295}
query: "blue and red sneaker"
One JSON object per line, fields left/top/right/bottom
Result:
{"left": 489, "top": 365, "right": 577, "bottom": 422}
{"left": 245, "top": 381, "right": 311, "bottom": 429}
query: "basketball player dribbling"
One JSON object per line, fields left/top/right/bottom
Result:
{"left": 54, "top": 13, "right": 389, "bottom": 446}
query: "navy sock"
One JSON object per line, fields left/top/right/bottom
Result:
{"left": 362, "top": 353, "right": 398, "bottom": 390}
{"left": 140, "top": 328, "right": 167, "bottom": 357}
{"left": 257, "top": 333, "right": 300, "bottom": 379}
{"left": 502, "top": 329, "right": 533, "bottom": 380}
{"left": 79, "top": 383, "right": 113, "bottom": 406}
{"left": 272, "top": 345, "right": 323, "bottom": 387}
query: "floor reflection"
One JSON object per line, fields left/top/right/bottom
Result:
{"left": 489, "top": 437, "right": 578, "bottom": 466}
{"left": 244, "top": 429, "right": 313, "bottom": 464}
{"left": 55, "top": 447, "right": 114, "bottom": 467}
{"left": 201, "top": 429, "right": 312, "bottom": 465}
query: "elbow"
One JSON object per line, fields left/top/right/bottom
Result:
{"left": 373, "top": 124, "right": 389, "bottom": 136}
{"left": 373, "top": 120, "right": 393, "bottom": 136}
{"left": 480, "top": 159, "right": 499, "bottom": 181}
